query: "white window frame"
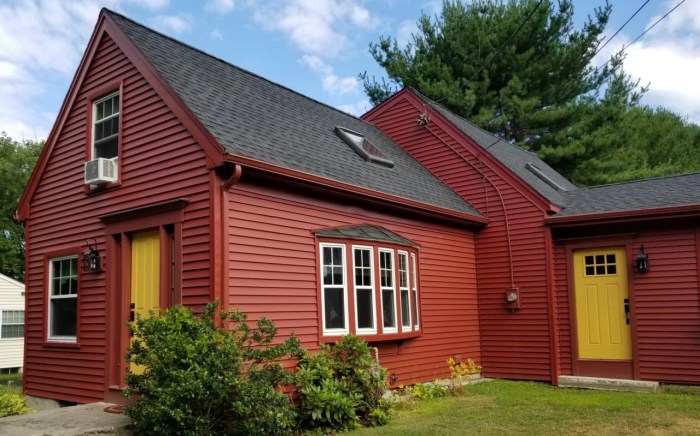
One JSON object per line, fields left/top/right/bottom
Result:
{"left": 411, "top": 253, "right": 420, "bottom": 329}
{"left": 48, "top": 255, "right": 78, "bottom": 343}
{"left": 92, "top": 91, "right": 120, "bottom": 161}
{"left": 379, "top": 248, "right": 397, "bottom": 333}
{"left": 352, "top": 245, "right": 377, "bottom": 335}
{"left": 0, "top": 308, "right": 24, "bottom": 340}
{"left": 319, "top": 243, "right": 349, "bottom": 335}
{"left": 398, "top": 250, "right": 412, "bottom": 331}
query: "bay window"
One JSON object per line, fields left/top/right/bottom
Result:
{"left": 316, "top": 225, "right": 421, "bottom": 339}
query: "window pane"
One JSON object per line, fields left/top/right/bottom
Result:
{"left": 51, "top": 297, "right": 77, "bottom": 337}
{"left": 606, "top": 254, "right": 616, "bottom": 264}
{"left": 1, "top": 325, "right": 23, "bottom": 339}
{"left": 356, "top": 289, "right": 374, "bottom": 329}
{"left": 323, "top": 247, "right": 332, "bottom": 265}
{"left": 324, "top": 288, "right": 344, "bottom": 330}
{"left": 323, "top": 266, "right": 333, "bottom": 285}
{"left": 95, "top": 137, "right": 118, "bottom": 159}
{"left": 595, "top": 255, "right": 604, "bottom": 264}
{"left": 332, "top": 247, "right": 342, "bottom": 265}
{"left": 596, "top": 265, "right": 605, "bottom": 275}
{"left": 412, "top": 290, "right": 418, "bottom": 326}
{"left": 401, "top": 290, "right": 410, "bottom": 327}
{"left": 585, "top": 256, "right": 593, "bottom": 265}
{"left": 382, "top": 289, "right": 395, "bottom": 328}
{"left": 607, "top": 265, "right": 617, "bottom": 275}
{"left": 332, "top": 266, "right": 343, "bottom": 285}
{"left": 585, "top": 266, "right": 594, "bottom": 276}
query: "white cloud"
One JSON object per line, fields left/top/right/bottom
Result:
{"left": 396, "top": 19, "right": 417, "bottom": 48}
{"left": 251, "top": 0, "right": 376, "bottom": 56}
{"left": 205, "top": 0, "right": 235, "bottom": 14}
{"left": 300, "top": 55, "right": 358, "bottom": 95}
{"left": 336, "top": 99, "right": 370, "bottom": 116}
{"left": 149, "top": 14, "right": 193, "bottom": 34}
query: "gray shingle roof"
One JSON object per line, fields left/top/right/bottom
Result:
{"left": 314, "top": 225, "right": 418, "bottom": 247}
{"left": 554, "top": 172, "right": 700, "bottom": 217}
{"left": 412, "top": 90, "right": 577, "bottom": 206}
{"left": 105, "top": 10, "right": 481, "bottom": 218}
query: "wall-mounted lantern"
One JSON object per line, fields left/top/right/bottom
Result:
{"left": 82, "top": 240, "right": 101, "bottom": 273}
{"left": 635, "top": 244, "right": 649, "bottom": 273}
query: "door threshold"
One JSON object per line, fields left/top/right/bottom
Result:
{"left": 558, "top": 375, "right": 658, "bottom": 392}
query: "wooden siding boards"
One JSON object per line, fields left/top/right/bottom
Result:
{"left": 23, "top": 33, "right": 212, "bottom": 403}
{"left": 365, "top": 96, "right": 556, "bottom": 381}
{"left": 227, "top": 178, "right": 480, "bottom": 385}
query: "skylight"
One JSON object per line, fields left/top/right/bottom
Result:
{"left": 526, "top": 163, "right": 567, "bottom": 191}
{"left": 335, "top": 126, "right": 394, "bottom": 168}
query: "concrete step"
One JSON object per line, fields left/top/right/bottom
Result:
{"left": 558, "top": 375, "right": 659, "bottom": 393}
{"left": 0, "top": 402, "right": 133, "bottom": 435}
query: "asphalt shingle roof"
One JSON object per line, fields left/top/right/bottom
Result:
{"left": 411, "top": 90, "right": 578, "bottom": 206}
{"left": 314, "top": 225, "right": 418, "bottom": 247}
{"left": 106, "top": 10, "right": 481, "bottom": 218}
{"left": 554, "top": 172, "right": 700, "bottom": 217}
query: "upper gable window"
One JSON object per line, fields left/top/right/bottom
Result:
{"left": 93, "top": 92, "right": 120, "bottom": 160}
{"left": 335, "top": 126, "right": 394, "bottom": 168}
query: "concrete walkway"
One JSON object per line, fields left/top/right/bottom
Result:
{"left": 0, "top": 403, "right": 133, "bottom": 436}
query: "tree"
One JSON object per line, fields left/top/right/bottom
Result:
{"left": 0, "top": 133, "right": 43, "bottom": 281}
{"left": 361, "top": 0, "right": 624, "bottom": 149}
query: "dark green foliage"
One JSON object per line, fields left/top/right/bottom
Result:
{"left": 295, "top": 335, "right": 390, "bottom": 432}
{"left": 125, "top": 303, "right": 301, "bottom": 436}
{"left": 0, "top": 133, "right": 43, "bottom": 281}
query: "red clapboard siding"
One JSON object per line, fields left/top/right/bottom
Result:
{"left": 23, "top": 33, "right": 212, "bottom": 403}
{"left": 553, "top": 244, "right": 572, "bottom": 375}
{"left": 366, "top": 96, "right": 555, "bottom": 381}
{"left": 227, "top": 180, "right": 481, "bottom": 385}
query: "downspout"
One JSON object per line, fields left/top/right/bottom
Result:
{"left": 221, "top": 163, "right": 243, "bottom": 312}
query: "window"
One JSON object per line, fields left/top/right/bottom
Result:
{"left": 584, "top": 253, "right": 617, "bottom": 276}
{"left": 353, "top": 246, "right": 376, "bottom": 334}
{"left": 48, "top": 256, "right": 78, "bottom": 342}
{"left": 321, "top": 244, "right": 347, "bottom": 334}
{"left": 316, "top": 225, "right": 420, "bottom": 339}
{"left": 379, "top": 249, "right": 397, "bottom": 332}
{"left": 411, "top": 253, "right": 420, "bottom": 328}
{"left": 335, "top": 126, "right": 395, "bottom": 168}
{"left": 1, "top": 310, "right": 24, "bottom": 339}
{"left": 93, "top": 92, "right": 120, "bottom": 160}
{"left": 398, "top": 251, "right": 411, "bottom": 329}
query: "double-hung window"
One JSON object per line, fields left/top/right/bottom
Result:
{"left": 0, "top": 310, "right": 24, "bottom": 339}
{"left": 353, "top": 246, "right": 376, "bottom": 334}
{"left": 93, "top": 92, "right": 120, "bottom": 160}
{"left": 317, "top": 225, "right": 421, "bottom": 339}
{"left": 48, "top": 256, "right": 79, "bottom": 342}
{"left": 321, "top": 244, "right": 347, "bottom": 334}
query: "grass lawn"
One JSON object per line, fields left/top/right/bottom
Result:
{"left": 351, "top": 380, "right": 700, "bottom": 435}
{"left": 0, "top": 373, "right": 22, "bottom": 395}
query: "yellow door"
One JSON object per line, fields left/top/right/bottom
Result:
{"left": 574, "top": 247, "right": 632, "bottom": 360}
{"left": 130, "top": 230, "right": 161, "bottom": 374}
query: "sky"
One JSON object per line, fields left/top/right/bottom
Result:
{"left": 1, "top": 0, "right": 699, "bottom": 141}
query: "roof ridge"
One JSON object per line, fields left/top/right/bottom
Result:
{"left": 578, "top": 170, "right": 700, "bottom": 191}
{"left": 102, "top": 8, "right": 375, "bottom": 128}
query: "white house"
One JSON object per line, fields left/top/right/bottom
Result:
{"left": 0, "top": 273, "right": 25, "bottom": 372}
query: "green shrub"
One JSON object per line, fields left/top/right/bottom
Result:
{"left": 295, "top": 335, "right": 390, "bottom": 432}
{"left": 402, "top": 382, "right": 448, "bottom": 399}
{"left": 0, "top": 393, "right": 31, "bottom": 418}
{"left": 125, "top": 303, "right": 301, "bottom": 436}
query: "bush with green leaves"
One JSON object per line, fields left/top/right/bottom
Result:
{"left": 0, "top": 393, "right": 32, "bottom": 418}
{"left": 295, "top": 335, "right": 390, "bottom": 432}
{"left": 125, "top": 303, "right": 301, "bottom": 436}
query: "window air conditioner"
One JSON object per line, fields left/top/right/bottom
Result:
{"left": 84, "top": 158, "right": 117, "bottom": 185}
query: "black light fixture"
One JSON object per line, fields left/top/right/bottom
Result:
{"left": 635, "top": 244, "right": 649, "bottom": 273}
{"left": 83, "top": 239, "right": 101, "bottom": 273}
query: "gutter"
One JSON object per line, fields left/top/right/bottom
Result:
{"left": 544, "top": 204, "right": 700, "bottom": 227}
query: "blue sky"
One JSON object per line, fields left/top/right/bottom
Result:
{"left": 1, "top": 0, "right": 698, "bottom": 141}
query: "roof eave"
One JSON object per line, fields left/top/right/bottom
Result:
{"left": 222, "top": 153, "right": 488, "bottom": 227}
{"left": 544, "top": 204, "right": 700, "bottom": 227}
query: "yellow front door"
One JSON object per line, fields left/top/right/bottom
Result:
{"left": 574, "top": 247, "right": 632, "bottom": 360}
{"left": 130, "top": 230, "right": 161, "bottom": 374}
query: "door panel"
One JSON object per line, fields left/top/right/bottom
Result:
{"left": 130, "top": 230, "right": 161, "bottom": 374}
{"left": 574, "top": 247, "right": 632, "bottom": 360}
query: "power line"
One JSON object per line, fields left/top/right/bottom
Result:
{"left": 594, "top": 0, "right": 688, "bottom": 75}
{"left": 594, "top": 0, "right": 651, "bottom": 58}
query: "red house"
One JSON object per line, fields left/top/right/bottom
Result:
{"left": 17, "top": 10, "right": 700, "bottom": 405}
{"left": 16, "top": 10, "right": 487, "bottom": 404}
{"left": 365, "top": 88, "right": 700, "bottom": 386}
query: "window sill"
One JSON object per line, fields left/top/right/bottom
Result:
{"left": 43, "top": 341, "right": 80, "bottom": 349}
{"left": 321, "top": 330, "right": 421, "bottom": 344}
